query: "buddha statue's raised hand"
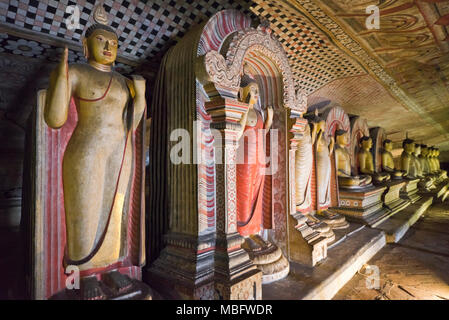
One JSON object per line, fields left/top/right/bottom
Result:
{"left": 57, "top": 46, "right": 69, "bottom": 78}
{"left": 45, "top": 46, "right": 70, "bottom": 129}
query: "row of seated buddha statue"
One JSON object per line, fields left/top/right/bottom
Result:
{"left": 331, "top": 117, "right": 447, "bottom": 227}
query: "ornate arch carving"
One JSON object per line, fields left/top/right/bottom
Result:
{"left": 198, "top": 27, "right": 304, "bottom": 113}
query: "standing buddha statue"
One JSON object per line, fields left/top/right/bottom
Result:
{"left": 44, "top": 5, "right": 147, "bottom": 299}
{"left": 294, "top": 115, "right": 335, "bottom": 243}
{"left": 236, "top": 73, "right": 289, "bottom": 281}
{"left": 309, "top": 111, "right": 348, "bottom": 229}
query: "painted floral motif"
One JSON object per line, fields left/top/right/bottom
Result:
{"left": 5, "top": 39, "right": 43, "bottom": 57}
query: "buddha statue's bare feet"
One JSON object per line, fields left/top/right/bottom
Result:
{"left": 81, "top": 276, "right": 106, "bottom": 300}
{"left": 102, "top": 271, "right": 133, "bottom": 294}
{"left": 304, "top": 215, "right": 335, "bottom": 244}
{"left": 250, "top": 234, "right": 272, "bottom": 249}
{"left": 242, "top": 237, "right": 263, "bottom": 252}
{"left": 316, "top": 210, "right": 349, "bottom": 230}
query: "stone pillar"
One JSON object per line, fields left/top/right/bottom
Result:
{"left": 205, "top": 97, "right": 262, "bottom": 300}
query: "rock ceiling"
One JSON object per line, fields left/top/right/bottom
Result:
{"left": 0, "top": 0, "right": 448, "bottom": 160}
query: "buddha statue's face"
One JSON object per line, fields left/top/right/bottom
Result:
{"left": 422, "top": 148, "right": 429, "bottom": 157}
{"left": 336, "top": 131, "right": 349, "bottom": 146}
{"left": 384, "top": 141, "right": 393, "bottom": 152}
{"left": 241, "top": 82, "right": 259, "bottom": 107}
{"left": 404, "top": 142, "right": 415, "bottom": 154}
{"left": 84, "top": 29, "right": 118, "bottom": 65}
{"left": 361, "top": 138, "right": 372, "bottom": 150}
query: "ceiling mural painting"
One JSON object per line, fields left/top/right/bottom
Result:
{"left": 287, "top": 0, "right": 449, "bottom": 159}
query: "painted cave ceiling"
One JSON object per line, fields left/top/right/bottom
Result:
{"left": 0, "top": 0, "right": 448, "bottom": 160}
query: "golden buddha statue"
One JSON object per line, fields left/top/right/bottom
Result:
{"left": 429, "top": 147, "right": 447, "bottom": 181}
{"left": 334, "top": 129, "right": 372, "bottom": 188}
{"left": 44, "top": 6, "right": 146, "bottom": 299}
{"left": 358, "top": 136, "right": 390, "bottom": 184}
{"left": 415, "top": 144, "right": 435, "bottom": 190}
{"left": 381, "top": 139, "right": 404, "bottom": 179}
{"left": 435, "top": 148, "right": 448, "bottom": 179}
{"left": 400, "top": 138, "right": 419, "bottom": 179}
{"left": 420, "top": 145, "right": 432, "bottom": 176}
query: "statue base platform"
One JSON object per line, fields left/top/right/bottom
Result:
{"left": 375, "top": 196, "right": 433, "bottom": 243}
{"left": 419, "top": 179, "right": 449, "bottom": 203}
{"left": 400, "top": 178, "right": 421, "bottom": 203}
{"left": 377, "top": 180, "right": 410, "bottom": 214}
{"left": 287, "top": 214, "right": 328, "bottom": 267}
{"left": 215, "top": 268, "right": 262, "bottom": 300}
{"left": 50, "top": 274, "right": 154, "bottom": 300}
{"left": 144, "top": 232, "right": 216, "bottom": 300}
{"left": 242, "top": 237, "right": 290, "bottom": 284}
{"left": 263, "top": 225, "right": 386, "bottom": 300}
{"left": 331, "top": 185, "right": 391, "bottom": 227}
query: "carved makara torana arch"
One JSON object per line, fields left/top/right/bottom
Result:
{"left": 147, "top": 10, "right": 308, "bottom": 299}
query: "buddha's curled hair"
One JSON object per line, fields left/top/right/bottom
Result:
{"left": 85, "top": 23, "right": 117, "bottom": 39}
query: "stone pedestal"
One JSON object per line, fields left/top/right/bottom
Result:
{"left": 378, "top": 180, "right": 410, "bottom": 214}
{"left": 331, "top": 185, "right": 390, "bottom": 227}
{"left": 287, "top": 214, "right": 328, "bottom": 267}
{"left": 215, "top": 268, "right": 262, "bottom": 300}
{"left": 400, "top": 178, "right": 421, "bottom": 203}
{"left": 145, "top": 232, "right": 215, "bottom": 300}
{"left": 50, "top": 274, "right": 154, "bottom": 300}
{"left": 419, "top": 178, "right": 449, "bottom": 203}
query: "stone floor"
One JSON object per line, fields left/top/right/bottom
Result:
{"left": 334, "top": 202, "right": 449, "bottom": 300}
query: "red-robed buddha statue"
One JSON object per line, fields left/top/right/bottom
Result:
{"left": 235, "top": 73, "right": 289, "bottom": 284}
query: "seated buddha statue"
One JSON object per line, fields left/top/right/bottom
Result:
{"left": 435, "top": 148, "right": 448, "bottom": 179}
{"left": 381, "top": 139, "right": 404, "bottom": 179}
{"left": 400, "top": 138, "right": 419, "bottom": 179}
{"left": 414, "top": 144, "right": 434, "bottom": 189}
{"left": 429, "top": 147, "right": 437, "bottom": 173}
{"left": 358, "top": 136, "right": 390, "bottom": 184}
{"left": 429, "top": 147, "right": 447, "bottom": 181}
{"left": 334, "top": 129, "right": 372, "bottom": 188}
{"left": 420, "top": 145, "right": 433, "bottom": 176}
